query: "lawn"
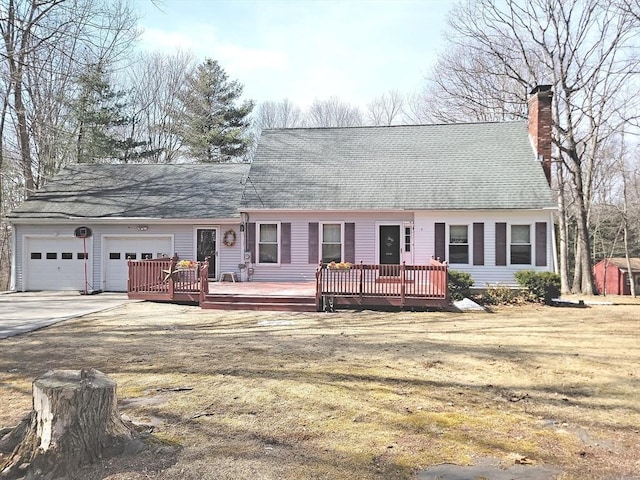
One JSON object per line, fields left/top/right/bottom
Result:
{"left": 1, "top": 300, "right": 639, "bottom": 479}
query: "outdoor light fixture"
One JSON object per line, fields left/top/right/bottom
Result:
{"left": 136, "top": 225, "right": 149, "bottom": 231}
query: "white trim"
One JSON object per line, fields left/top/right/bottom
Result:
{"left": 447, "top": 224, "right": 471, "bottom": 266}
{"left": 256, "top": 221, "right": 281, "bottom": 266}
{"left": 319, "top": 221, "right": 344, "bottom": 263}
{"left": 550, "top": 211, "right": 558, "bottom": 273}
{"left": 509, "top": 223, "right": 533, "bottom": 266}
{"left": 10, "top": 225, "right": 16, "bottom": 291}
{"left": 194, "top": 226, "right": 220, "bottom": 280}
{"left": 402, "top": 222, "right": 414, "bottom": 264}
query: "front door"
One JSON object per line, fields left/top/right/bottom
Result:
{"left": 196, "top": 228, "right": 217, "bottom": 279}
{"left": 379, "top": 225, "right": 401, "bottom": 265}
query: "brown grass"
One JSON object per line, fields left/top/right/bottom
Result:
{"left": 1, "top": 300, "right": 639, "bottom": 479}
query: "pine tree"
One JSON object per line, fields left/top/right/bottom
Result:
{"left": 175, "top": 59, "right": 254, "bottom": 162}
{"left": 70, "top": 64, "right": 151, "bottom": 163}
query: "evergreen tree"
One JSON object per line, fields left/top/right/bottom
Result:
{"left": 70, "top": 64, "right": 151, "bottom": 163}
{"left": 175, "top": 59, "right": 254, "bottom": 162}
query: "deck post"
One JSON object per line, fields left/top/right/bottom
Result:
{"left": 400, "top": 261, "right": 406, "bottom": 308}
{"left": 315, "top": 262, "right": 323, "bottom": 311}
{"left": 168, "top": 255, "right": 177, "bottom": 300}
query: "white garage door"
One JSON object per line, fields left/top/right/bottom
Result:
{"left": 25, "top": 236, "right": 90, "bottom": 291}
{"left": 104, "top": 236, "right": 172, "bottom": 291}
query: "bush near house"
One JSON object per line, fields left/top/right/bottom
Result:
{"left": 481, "top": 284, "right": 527, "bottom": 305}
{"left": 515, "top": 270, "right": 561, "bottom": 304}
{"left": 448, "top": 270, "right": 474, "bottom": 301}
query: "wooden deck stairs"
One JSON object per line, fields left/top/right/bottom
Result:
{"left": 201, "top": 293, "right": 317, "bottom": 312}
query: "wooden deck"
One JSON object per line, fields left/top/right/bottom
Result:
{"left": 127, "top": 259, "right": 449, "bottom": 312}
{"left": 316, "top": 262, "right": 449, "bottom": 311}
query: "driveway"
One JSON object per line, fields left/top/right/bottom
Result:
{"left": 0, "top": 291, "right": 133, "bottom": 339}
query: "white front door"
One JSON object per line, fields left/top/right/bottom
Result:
{"left": 24, "top": 236, "right": 90, "bottom": 291}
{"left": 103, "top": 236, "right": 173, "bottom": 291}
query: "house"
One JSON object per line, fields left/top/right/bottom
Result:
{"left": 593, "top": 257, "right": 640, "bottom": 296}
{"left": 8, "top": 86, "right": 557, "bottom": 293}
{"left": 7, "top": 164, "right": 249, "bottom": 292}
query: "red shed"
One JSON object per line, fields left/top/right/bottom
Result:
{"left": 593, "top": 257, "right": 640, "bottom": 296}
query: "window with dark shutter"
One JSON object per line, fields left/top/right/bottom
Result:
{"left": 308, "top": 222, "right": 319, "bottom": 264}
{"left": 281, "top": 223, "right": 291, "bottom": 264}
{"left": 535, "top": 222, "right": 547, "bottom": 267}
{"left": 495, "top": 223, "right": 507, "bottom": 266}
{"left": 434, "top": 223, "right": 445, "bottom": 262}
{"left": 473, "top": 223, "right": 484, "bottom": 266}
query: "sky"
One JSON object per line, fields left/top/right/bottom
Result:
{"left": 135, "top": 0, "right": 454, "bottom": 109}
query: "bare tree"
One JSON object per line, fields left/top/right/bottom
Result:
{"left": 254, "top": 99, "right": 303, "bottom": 130}
{"left": 424, "top": 0, "right": 640, "bottom": 295}
{"left": 307, "top": 96, "right": 363, "bottom": 127}
{"left": 366, "top": 90, "right": 404, "bottom": 126}
{"left": 1, "top": 0, "right": 139, "bottom": 194}
{"left": 424, "top": 46, "right": 533, "bottom": 123}
{"left": 126, "top": 49, "right": 196, "bottom": 163}
{"left": 403, "top": 90, "right": 435, "bottom": 124}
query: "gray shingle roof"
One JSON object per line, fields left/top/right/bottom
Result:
{"left": 242, "top": 122, "right": 556, "bottom": 210}
{"left": 9, "top": 163, "right": 250, "bottom": 220}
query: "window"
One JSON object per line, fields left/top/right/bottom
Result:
{"left": 46, "top": 252, "right": 57, "bottom": 260}
{"left": 61, "top": 252, "right": 73, "bottom": 260}
{"left": 322, "top": 223, "right": 342, "bottom": 263}
{"left": 449, "top": 225, "right": 468, "bottom": 264}
{"left": 404, "top": 227, "right": 411, "bottom": 253}
{"left": 142, "top": 253, "right": 152, "bottom": 259}
{"left": 109, "top": 253, "right": 121, "bottom": 260}
{"left": 258, "top": 223, "right": 279, "bottom": 264}
{"left": 511, "top": 225, "right": 531, "bottom": 264}
{"left": 125, "top": 253, "right": 137, "bottom": 260}
{"left": 31, "top": 252, "right": 42, "bottom": 260}
{"left": 77, "top": 252, "right": 88, "bottom": 260}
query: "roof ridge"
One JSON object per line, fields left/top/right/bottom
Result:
{"left": 261, "top": 120, "right": 526, "bottom": 133}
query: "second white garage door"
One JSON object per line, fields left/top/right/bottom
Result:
{"left": 103, "top": 236, "right": 173, "bottom": 291}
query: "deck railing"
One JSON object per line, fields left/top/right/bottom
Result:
{"left": 127, "top": 256, "right": 209, "bottom": 301}
{"left": 315, "top": 260, "right": 449, "bottom": 310}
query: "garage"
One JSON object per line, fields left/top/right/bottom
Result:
{"left": 103, "top": 236, "right": 173, "bottom": 291}
{"left": 24, "top": 236, "right": 91, "bottom": 291}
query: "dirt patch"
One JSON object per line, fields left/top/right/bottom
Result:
{"left": 418, "top": 456, "right": 562, "bottom": 479}
{"left": 1, "top": 302, "right": 639, "bottom": 479}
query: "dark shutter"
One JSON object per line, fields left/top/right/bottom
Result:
{"left": 473, "top": 222, "right": 484, "bottom": 266}
{"left": 434, "top": 223, "right": 445, "bottom": 262}
{"left": 247, "top": 222, "right": 256, "bottom": 263}
{"left": 495, "top": 222, "right": 507, "bottom": 266}
{"left": 308, "top": 222, "right": 319, "bottom": 264}
{"left": 281, "top": 222, "right": 291, "bottom": 264}
{"left": 535, "top": 222, "right": 547, "bottom": 267}
{"left": 344, "top": 223, "right": 355, "bottom": 263}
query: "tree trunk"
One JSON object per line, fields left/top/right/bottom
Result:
{"left": 0, "top": 369, "right": 133, "bottom": 480}
{"left": 557, "top": 166, "right": 571, "bottom": 294}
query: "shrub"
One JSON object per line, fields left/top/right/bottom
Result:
{"left": 514, "top": 270, "right": 561, "bottom": 304}
{"left": 448, "top": 270, "right": 474, "bottom": 301}
{"left": 481, "top": 284, "right": 528, "bottom": 305}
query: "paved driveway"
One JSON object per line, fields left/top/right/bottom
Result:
{"left": 0, "top": 292, "right": 133, "bottom": 339}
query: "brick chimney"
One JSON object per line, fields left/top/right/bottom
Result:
{"left": 528, "top": 85, "right": 553, "bottom": 185}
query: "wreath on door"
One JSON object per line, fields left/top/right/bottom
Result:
{"left": 223, "top": 229, "right": 237, "bottom": 247}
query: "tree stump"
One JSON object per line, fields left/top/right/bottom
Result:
{"left": 0, "top": 369, "right": 134, "bottom": 480}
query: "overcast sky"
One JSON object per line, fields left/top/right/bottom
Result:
{"left": 135, "top": 0, "right": 453, "bottom": 108}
